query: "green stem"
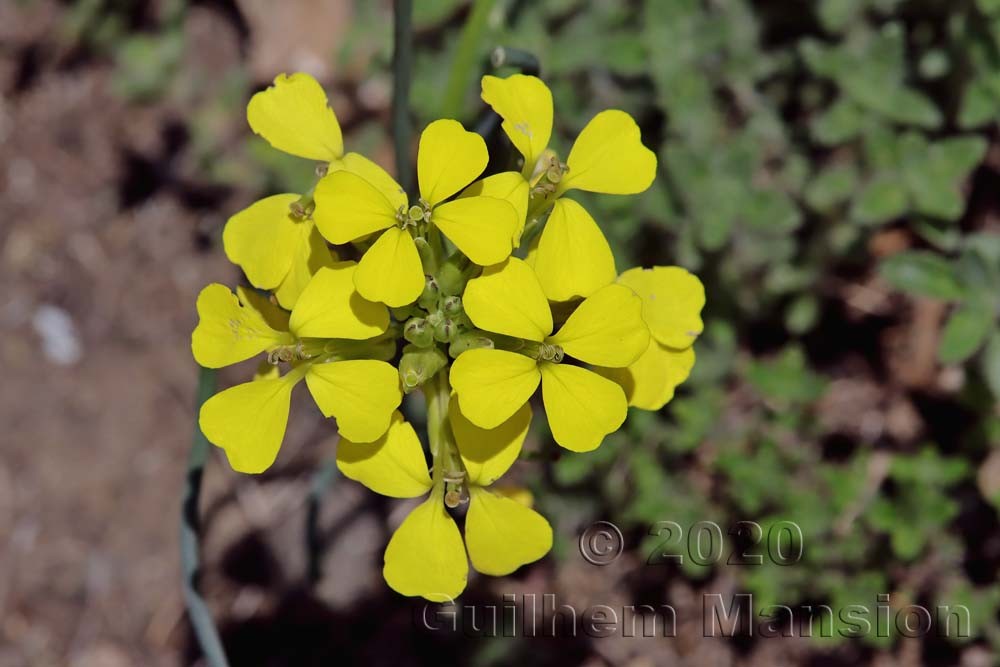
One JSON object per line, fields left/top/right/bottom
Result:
{"left": 180, "top": 366, "right": 230, "bottom": 667}
{"left": 392, "top": 0, "right": 414, "bottom": 195}
{"left": 424, "top": 363, "right": 465, "bottom": 493}
{"left": 440, "top": 0, "right": 497, "bottom": 120}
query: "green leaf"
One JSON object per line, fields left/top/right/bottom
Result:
{"left": 879, "top": 251, "right": 966, "bottom": 300}
{"left": 805, "top": 163, "right": 859, "bottom": 211}
{"left": 818, "top": 0, "right": 863, "bottom": 33}
{"left": 938, "top": 304, "right": 995, "bottom": 364}
{"left": 811, "top": 97, "right": 865, "bottom": 145}
{"left": 743, "top": 189, "right": 802, "bottom": 233}
{"left": 959, "top": 78, "right": 1000, "bottom": 129}
{"left": 785, "top": 294, "right": 821, "bottom": 334}
{"left": 746, "top": 346, "right": 826, "bottom": 404}
{"left": 852, "top": 175, "right": 908, "bottom": 224}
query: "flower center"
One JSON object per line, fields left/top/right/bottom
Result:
{"left": 529, "top": 154, "right": 569, "bottom": 199}
{"left": 521, "top": 340, "right": 564, "bottom": 363}
{"left": 396, "top": 198, "right": 432, "bottom": 229}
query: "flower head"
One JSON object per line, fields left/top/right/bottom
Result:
{"left": 223, "top": 72, "right": 349, "bottom": 308}
{"left": 450, "top": 258, "right": 649, "bottom": 451}
{"left": 312, "top": 120, "right": 520, "bottom": 307}
{"left": 597, "top": 267, "right": 706, "bottom": 410}
{"left": 481, "top": 74, "right": 657, "bottom": 303}
{"left": 337, "top": 403, "right": 550, "bottom": 601}
{"left": 192, "top": 262, "right": 402, "bottom": 472}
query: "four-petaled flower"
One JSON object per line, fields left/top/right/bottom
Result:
{"left": 192, "top": 262, "right": 402, "bottom": 472}
{"left": 481, "top": 73, "right": 658, "bottom": 302}
{"left": 312, "top": 119, "right": 520, "bottom": 307}
{"left": 337, "top": 402, "right": 550, "bottom": 601}
{"left": 450, "top": 257, "right": 649, "bottom": 452}
{"left": 223, "top": 72, "right": 349, "bottom": 309}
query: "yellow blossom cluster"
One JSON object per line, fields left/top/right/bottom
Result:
{"left": 191, "top": 71, "right": 705, "bottom": 600}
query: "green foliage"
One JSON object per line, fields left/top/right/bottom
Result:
{"left": 473, "top": 0, "right": 1000, "bottom": 653}
{"left": 87, "top": 0, "right": 1000, "bottom": 653}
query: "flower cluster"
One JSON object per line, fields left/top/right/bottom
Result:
{"left": 191, "top": 72, "right": 705, "bottom": 600}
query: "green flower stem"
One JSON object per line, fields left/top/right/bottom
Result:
{"left": 440, "top": 0, "right": 498, "bottom": 120}
{"left": 424, "top": 371, "right": 466, "bottom": 502}
{"left": 180, "top": 366, "right": 230, "bottom": 667}
{"left": 392, "top": 0, "right": 414, "bottom": 196}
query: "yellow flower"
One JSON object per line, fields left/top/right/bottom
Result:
{"left": 312, "top": 119, "right": 519, "bottom": 307}
{"left": 223, "top": 195, "right": 338, "bottom": 309}
{"left": 336, "top": 404, "right": 551, "bottom": 601}
{"left": 192, "top": 262, "right": 402, "bottom": 473}
{"left": 481, "top": 74, "right": 657, "bottom": 302}
{"left": 450, "top": 257, "right": 649, "bottom": 452}
{"left": 225, "top": 73, "right": 351, "bottom": 308}
{"left": 596, "top": 267, "right": 706, "bottom": 410}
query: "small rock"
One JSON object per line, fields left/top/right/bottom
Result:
{"left": 31, "top": 304, "right": 82, "bottom": 366}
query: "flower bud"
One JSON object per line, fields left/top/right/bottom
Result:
{"left": 433, "top": 317, "right": 456, "bottom": 343}
{"left": 403, "top": 317, "right": 434, "bottom": 347}
{"left": 436, "top": 254, "right": 477, "bottom": 296}
{"left": 417, "top": 275, "right": 440, "bottom": 311}
{"left": 398, "top": 344, "right": 448, "bottom": 393}
{"left": 448, "top": 330, "right": 495, "bottom": 358}
{"left": 442, "top": 295, "right": 463, "bottom": 317}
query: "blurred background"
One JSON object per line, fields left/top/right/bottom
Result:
{"left": 2, "top": 0, "right": 1000, "bottom": 665}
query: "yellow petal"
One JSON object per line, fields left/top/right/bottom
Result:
{"left": 460, "top": 171, "right": 530, "bottom": 245}
{"left": 328, "top": 152, "right": 408, "bottom": 210}
{"left": 236, "top": 286, "right": 290, "bottom": 332}
{"left": 617, "top": 266, "right": 705, "bottom": 349}
{"left": 289, "top": 262, "right": 389, "bottom": 339}
{"left": 313, "top": 170, "right": 399, "bottom": 245}
{"left": 597, "top": 341, "right": 695, "bottom": 411}
{"left": 305, "top": 360, "right": 402, "bottom": 443}
{"left": 559, "top": 110, "right": 656, "bottom": 195}
{"left": 480, "top": 74, "right": 553, "bottom": 174}
{"left": 450, "top": 395, "right": 531, "bottom": 487}
{"left": 432, "top": 196, "right": 516, "bottom": 265}
{"left": 383, "top": 490, "right": 468, "bottom": 601}
{"left": 354, "top": 227, "right": 425, "bottom": 307}
{"left": 273, "top": 222, "right": 338, "bottom": 310}
{"left": 417, "top": 119, "right": 488, "bottom": 206}
{"left": 463, "top": 258, "right": 552, "bottom": 341}
{"left": 450, "top": 349, "right": 540, "bottom": 429}
{"left": 191, "top": 284, "right": 292, "bottom": 368}
{"left": 222, "top": 194, "right": 301, "bottom": 288}
{"left": 540, "top": 363, "right": 627, "bottom": 452}
{"left": 466, "top": 486, "right": 552, "bottom": 576}
{"left": 532, "top": 198, "right": 617, "bottom": 302}
{"left": 549, "top": 284, "right": 649, "bottom": 367}
{"left": 337, "top": 411, "right": 432, "bottom": 498}
{"left": 199, "top": 369, "right": 305, "bottom": 473}
{"left": 246, "top": 72, "right": 343, "bottom": 161}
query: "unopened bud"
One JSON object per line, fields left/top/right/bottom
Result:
{"left": 442, "top": 295, "right": 463, "bottom": 316}
{"left": 448, "top": 330, "right": 494, "bottom": 358}
{"left": 417, "top": 275, "right": 440, "bottom": 311}
{"left": 437, "top": 254, "right": 476, "bottom": 296}
{"left": 403, "top": 317, "right": 434, "bottom": 347}
{"left": 398, "top": 345, "right": 448, "bottom": 393}
{"left": 433, "top": 317, "right": 456, "bottom": 343}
